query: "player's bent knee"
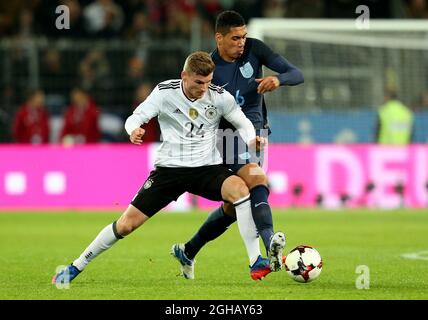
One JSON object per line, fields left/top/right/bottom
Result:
{"left": 247, "top": 175, "right": 268, "bottom": 189}
{"left": 221, "top": 176, "right": 249, "bottom": 203}
{"left": 241, "top": 173, "right": 268, "bottom": 189}
{"left": 238, "top": 163, "right": 268, "bottom": 188}
{"left": 236, "top": 182, "right": 250, "bottom": 199}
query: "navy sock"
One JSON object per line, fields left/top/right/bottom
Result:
{"left": 184, "top": 206, "right": 236, "bottom": 260}
{"left": 250, "top": 185, "right": 274, "bottom": 255}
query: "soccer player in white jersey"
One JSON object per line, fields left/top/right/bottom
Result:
{"left": 53, "top": 51, "right": 274, "bottom": 284}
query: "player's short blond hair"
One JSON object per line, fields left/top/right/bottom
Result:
{"left": 183, "top": 51, "right": 215, "bottom": 76}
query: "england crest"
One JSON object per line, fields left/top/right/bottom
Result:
{"left": 239, "top": 62, "right": 254, "bottom": 79}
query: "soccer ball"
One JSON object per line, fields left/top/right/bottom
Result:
{"left": 284, "top": 245, "right": 323, "bottom": 283}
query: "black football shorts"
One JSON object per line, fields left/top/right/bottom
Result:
{"left": 130, "top": 165, "right": 234, "bottom": 217}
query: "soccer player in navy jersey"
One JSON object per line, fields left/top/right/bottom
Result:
{"left": 172, "top": 11, "right": 304, "bottom": 280}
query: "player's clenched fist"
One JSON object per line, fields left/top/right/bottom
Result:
{"left": 255, "top": 76, "right": 280, "bottom": 94}
{"left": 256, "top": 135, "right": 267, "bottom": 152}
{"left": 249, "top": 135, "right": 267, "bottom": 152}
{"left": 130, "top": 127, "right": 145, "bottom": 145}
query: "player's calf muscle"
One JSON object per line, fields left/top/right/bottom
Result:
{"left": 116, "top": 206, "right": 149, "bottom": 236}
{"left": 116, "top": 221, "right": 136, "bottom": 236}
{"left": 222, "top": 202, "right": 236, "bottom": 217}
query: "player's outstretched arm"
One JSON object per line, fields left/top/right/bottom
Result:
{"left": 252, "top": 38, "right": 304, "bottom": 91}
{"left": 268, "top": 55, "right": 304, "bottom": 86}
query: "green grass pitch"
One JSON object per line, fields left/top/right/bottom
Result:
{"left": 0, "top": 209, "right": 427, "bottom": 300}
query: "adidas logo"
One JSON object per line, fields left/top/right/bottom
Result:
{"left": 173, "top": 108, "right": 183, "bottom": 114}
{"left": 85, "top": 251, "right": 93, "bottom": 260}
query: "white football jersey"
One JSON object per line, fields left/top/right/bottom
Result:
{"left": 125, "top": 79, "right": 255, "bottom": 167}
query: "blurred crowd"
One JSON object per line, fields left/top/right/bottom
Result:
{"left": 1, "top": 0, "right": 427, "bottom": 40}
{"left": 10, "top": 84, "right": 160, "bottom": 145}
{"left": 0, "top": 0, "right": 427, "bottom": 144}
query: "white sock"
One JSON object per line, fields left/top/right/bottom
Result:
{"left": 72, "top": 221, "right": 123, "bottom": 271}
{"left": 234, "top": 195, "right": 261, "bottom": 266}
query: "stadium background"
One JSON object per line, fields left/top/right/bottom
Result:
{"left": 1, "top": 0, "right": 427, "bottom": 210}
{"left": 0, "top": 0, "right": 428, "bottom": 302}
{"left": 1, "top": 0, "right": 428, "bottom": 144}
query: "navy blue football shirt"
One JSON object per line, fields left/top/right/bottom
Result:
{"left": 211, "top": 37, "right": 304, "bottom": 133}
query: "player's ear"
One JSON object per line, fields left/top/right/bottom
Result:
{"left": 215, "top": 32, "right": 223, "bottom": 44}
{"left": 181, "top": 70, "right": 186, "bottom": 79}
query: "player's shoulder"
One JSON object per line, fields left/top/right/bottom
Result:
{"left": 208, "top": 83, "right": 225, "bottom": 95}
{"left": 245, "top": 37, "right": 272, "bottom": 56}
{"left": 247, "top": 37, "right": 260, "bottom": 44}
{"left": 245, "top": 37, "right": 265, "bottom": 49}
{"left": 157, "top": 79, "right": 181, "bottom": 91}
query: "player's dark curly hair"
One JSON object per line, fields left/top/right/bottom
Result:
{"left": 215, "top": 11, "right": 245, "bottom": 35}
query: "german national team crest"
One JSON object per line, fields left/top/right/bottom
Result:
{"left": 143, "top": 178, "right": 153, "bottom": 189}
{"left": 205, "top": 105, "right": 217, "bottom": 120}
{"left": 189, "top": 108, "right": 199, "bottom": 120}
{"left": 239, "top": 62, "right": 254, "bottom": 79}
